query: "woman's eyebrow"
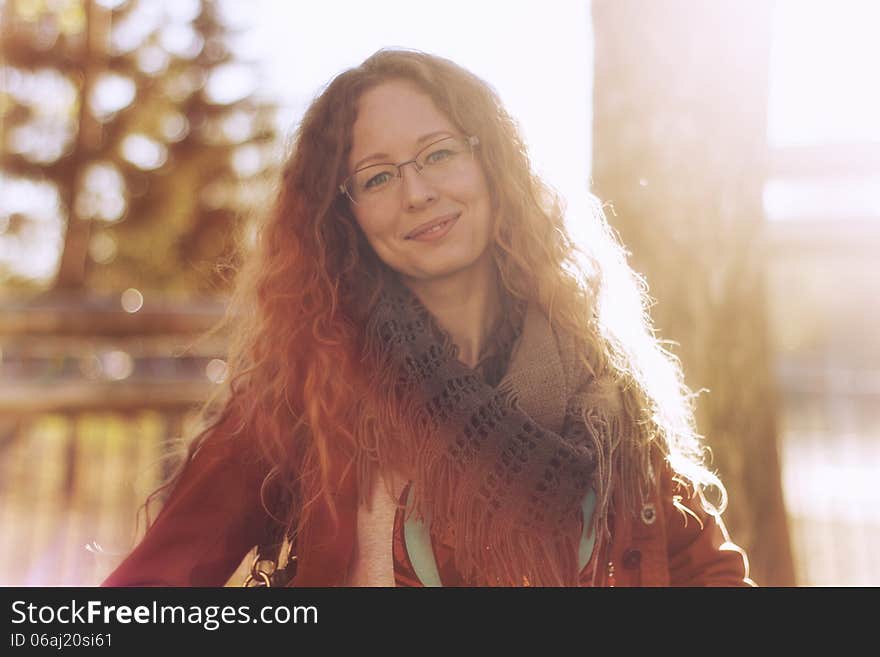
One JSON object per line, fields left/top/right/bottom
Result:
{"left": 352, "top": 130, "right": 453, "bottom": 171}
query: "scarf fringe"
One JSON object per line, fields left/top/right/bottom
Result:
{"left": 352, "top": 280, "right": 633, "bottom": 586}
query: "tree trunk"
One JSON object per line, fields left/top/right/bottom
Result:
{"left": 591, "top": 0, "right": 795, "bottom": 586}
{"left": 54, "top": 0, "right": 106, "bottom": 291}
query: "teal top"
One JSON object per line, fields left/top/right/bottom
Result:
{"left": 402, "top": 487, "right": 598, "bottom": 586}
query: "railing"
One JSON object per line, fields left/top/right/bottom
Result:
{"left": 0, "top": 295, "right": 252, "bottom": 586}
{"left": 765, "top": 143, "right": 880, "bottom": 585}
{"left": 776, "top": 375, "right": 880, "bottom": 585}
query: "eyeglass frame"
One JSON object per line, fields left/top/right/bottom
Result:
{"left": 338, "top": 134, "right": 480, "bottom": 206}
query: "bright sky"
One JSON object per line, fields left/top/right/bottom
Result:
{"left": 768, "top": 0, "right": 880, "bottom": 147}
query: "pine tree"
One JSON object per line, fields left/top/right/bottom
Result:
{"left": 0, "top": 0, "right": 278, "bottom": 297}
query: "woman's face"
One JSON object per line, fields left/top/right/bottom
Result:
{"left": 346, "top": 79, "right": 494, "bottom": 285}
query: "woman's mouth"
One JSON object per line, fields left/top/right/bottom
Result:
{"left": 406, "top": 213, "right": 460, "bottom": 242}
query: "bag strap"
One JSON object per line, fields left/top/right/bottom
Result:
{"left": 243, "top": 522, "right": 298, "bottom": 587}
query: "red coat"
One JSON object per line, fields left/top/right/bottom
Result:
{"left": 101, "top": 420, "right": 755, "bottom": 587}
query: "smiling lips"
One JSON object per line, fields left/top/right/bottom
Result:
{"left": 405, "top": 213, "right": 460, "bottom": 241}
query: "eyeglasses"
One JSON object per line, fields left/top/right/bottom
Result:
{"left": 339, "top": 135, "right": 480, "bottom": 206}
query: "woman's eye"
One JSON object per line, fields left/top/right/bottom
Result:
{"left": 424, "top": 148, "right": 454, "bottom": 164}
{"left": 363, "top": 171, "right": 392, "bottom": 190}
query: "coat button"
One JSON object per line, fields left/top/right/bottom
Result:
{"left": 641, "top": 502, "right": 656, "bottom": 525}
{"left": 622, "top": 548, "right": 642, "bottom": 570}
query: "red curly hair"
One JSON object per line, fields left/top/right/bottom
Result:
{"left": 142, "top": 49, "right": 725, "bottom": 577}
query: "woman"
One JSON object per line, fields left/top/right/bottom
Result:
{"left": 102, "top": 49, "right": 754, "bottom": 587}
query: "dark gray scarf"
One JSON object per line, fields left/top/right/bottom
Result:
{"left": 359, "top": 278, "right": 626, "bottom": 586}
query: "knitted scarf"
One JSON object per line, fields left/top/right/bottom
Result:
{"left": 358, "top": 278, "right": 630, "bottom": 586}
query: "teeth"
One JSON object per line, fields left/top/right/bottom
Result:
{"left": 414, "top": 218, "right": 452, "bottom": 238}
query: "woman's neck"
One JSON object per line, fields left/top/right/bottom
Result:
{"left": 401, "top": 257, "right": 501, "bottom": 369}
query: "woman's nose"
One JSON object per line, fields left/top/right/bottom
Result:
{"left": 399, "top": 163, "right": 437, "bottom": 208}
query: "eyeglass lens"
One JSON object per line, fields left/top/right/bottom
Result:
{"left": 347, "top": 136, "right": 472, "bottom": 203}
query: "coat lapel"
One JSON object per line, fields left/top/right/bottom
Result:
{"left": 290, "top": 451, "right": 358, "bottom": 586}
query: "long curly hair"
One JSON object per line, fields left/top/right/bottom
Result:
{"left": 143, "top": 48, "right": 725, "bottom": 578}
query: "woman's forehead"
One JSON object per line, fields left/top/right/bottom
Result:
{"left": 350, "top": 80, "right": 455, "bottom": 162}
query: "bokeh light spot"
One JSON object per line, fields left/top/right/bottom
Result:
{"left": 205, "top": 359, "right": 228, "bottom": 384}
{"left": 204, "top": 63, "right": 256, "bottom": 105}
{"left": 88, "top": 231, "right": 118, "bottom": 264}
{"left": 120, "top": 134, "right": 167, "bottom": 170}
{"left": 120, "top": 288, "right": 144, "bottom": 313}
{"left": 101, "top": 350, "right": 134, "bottom": 381}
